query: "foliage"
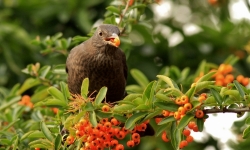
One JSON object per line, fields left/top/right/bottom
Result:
{"left": 1, "top": 0, "right": 250, "bottom": 150}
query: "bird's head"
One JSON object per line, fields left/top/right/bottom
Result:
{"left": 93, "top": 24, "right": 121, "bottom": 48}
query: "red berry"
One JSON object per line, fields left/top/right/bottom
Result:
{"left": 111, "top": 139, "right": 119, "bottom": 147}
{"left": 127, "top": 140, "right": 135, "bottom": 148}
{"left": 161, "top": 131, "right": 169, "bottom": 142}
{"left": 111, "top": 118, "right": 119, "bottom": 126}
{"left": 186, "top": 135, "right": 194, "bottom": 143}
{"left": 188, "top": 121, "right": 196, "bottom": 129}
{"left": 182, "top": 129, "right": 191, "bottom": 136}
{"left": 132, "top": 133, "right": 140, "bottom": 141}
{"left": 115, "top": 144, "right": 124, "bottom": 150}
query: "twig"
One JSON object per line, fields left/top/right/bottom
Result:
{"left": 118, "top": 0, "right": 131, "bottom": 26}
{"left": 204, "top": 107, "right": 250, "bottom": 114}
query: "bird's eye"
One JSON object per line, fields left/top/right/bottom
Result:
{"left": 99, "top": 32, "right": 103, "bottom": 36}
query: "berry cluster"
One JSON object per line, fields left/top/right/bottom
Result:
{"left": 18, "top": 95, "right": 33, "bottom": 108}
{"left": 66, "top": 114, "right": 149, "bottom": 150}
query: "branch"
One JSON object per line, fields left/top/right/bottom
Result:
{"left": 204, "top": 107, "right": 250, "bottom": 114}
{"left": 118, "top": 0, "right": 131, "bottom": 26}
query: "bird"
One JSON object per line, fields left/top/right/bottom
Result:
{"left": 66, "top": 24, "right": 127, "bottom": 103}
{"left": 66, "top": 24, "right": 154, "bottom": 136}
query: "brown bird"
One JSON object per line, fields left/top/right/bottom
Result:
{"left": 66, "top": 24, "right": 154, "bottom": 136}
{"left": 66, "top": 24, "right": 127, "bottom": 102}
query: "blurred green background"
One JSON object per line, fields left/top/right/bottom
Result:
{"left": 1, "top": 0, "right": 250, "bottom": 149}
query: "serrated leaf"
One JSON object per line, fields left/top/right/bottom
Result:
{"left": 131, "top": 69, "right": 149, "bottom": 88}
{"left": 40, "top": 121, "right": 54, "bottom": 141}
{"left": 123, "top": 94, "right": 142, "bottom": 101}
{"left": 142, "top": 81, "right": 156, "bottom": 105}
{"left": 96, "top": 111, "right": 113, "bottom": 118}
{"left": 113, "top": 114, "right": 127, "bottom": 123}
{"left": 210, "top": 88, "right": 223, "bottom": 105}
{"left": 234, "top": 80, "right": 245, "bottom": 98}
{"left": 106, "top": 6, "right": 120, "bottom": 14}
{"left": 157, "top": 75, "right": 179, "bottom": 89}
{"left": 125, "top": 112, "right": 148, "bottom": 130}
{"left": 177, "top": 114, "right": 194, "bottom": 129}
{"left": 47, "top": 86, "right": 64, "bottom": 100}
{"left": 154, "top": 102, "right": 179, "bottom": 112}
{"left": 94, "top": 87, "right": 107, "bottom": 106}
{"left": 81, "top": 78, "right": 89, "bottom": 98}
{"left": 89, "top": 111, "right": 97, "bottom": 127}
{"left": 113, "top": 104, "right": 136, "bottom": 112}
{"left": 158, "top": 116, "right": 175, "bottom": 125}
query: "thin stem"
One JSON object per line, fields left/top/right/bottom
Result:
{"left": 204, "top": 107, "right": 250, "bottom": 114}
{"left": 118, "top": 0, "right": 131, "bottom": 26}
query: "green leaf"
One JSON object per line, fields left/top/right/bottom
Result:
{"left": 89, "top": 111, "right": 97, "bottom": 127}
{"left": 96, "top": 111, "right": 113, "bottom": 118}
{"left": 142, "top": 109, "right": 162, "bottom": 122}
{"left": 113, "top": 114, "right": 127, "bottom": 123}
{"left": 142, "top": 81, "right": 156, "bottom": 104}
{"left": 94, "top": 87, "right": 107, "bottom": 106}
{"left": 12, "top": 136, "right": 18, "bottom": 150}
{"left": 29, "top": 139, "right": 53, "bottom": 148}
{"left": 154, "top": 102, "right": 179, "bottom": 112}
{"left": 157, "top": 75, "right": 179, "bottom": 89}
{"left": 47, "top": 86, "right": 64, "bottom": 100}
{"left": 245, "top": 117, "right": 250, "bottom": 125}
{"left": 38, "top": 65, "right": 51, "bottom": 79}
{"left": 54, "top": 134, "right": 62, "bottom": 150}
{"left": 164, "top": 88, "right": 183, "bottom": 97}
{"left": 123, "top": 94, "right": 142, "bottom": 101}
{"left": 155, "top": 93, "right": 171, "bottom": 101}
{"left": 196, "top": 71, "right": 216, "bottom": 83}
{"left": 233, "top": 80, "right": 245, "bottom": 98}
{"left": 185, "top": 85, "right": 196, "bottom": 99}
{"left": 35, "top": 99, "right": 67, "bottom": 107}
{"left": 52, "top": 64, "right": 66, "bottom": 74}
{"left": 197, "top": 118, "right": 204, "bottom": 132}
{"left": 40, "top": 121, "right": 54, "bottom": 141}
{"left": 113, "top": 104, "right": 136, "bottom": 113}
{"left": 21, "top": 130, "right": 44, "bottom": 141}
{"left": 222, "top": 89, "right": 241, "bottom": 101}
{"left": 125, "top": 112, "right": 148, "bottom": 130}
{"left": 126, "top": 85, "right": 143, "bottom": 94}
{"left": 84, "top": 102, "right": 95, "bottom": 111}
{"left": 0, "top": 95, "right": 21, "bottom": 111}
{"left": 60, "top": 81, "right": 70, "bottom": 103}
{"left": 0, "top": 119, "right": 20, "bottom": 132}
{"left": 134, "top": 104, "right": 151, "bottom": 111}
{"left": 177, "top": 114, "right": 194, "bottom": 129}
{"left": 128, "top": 4, "right": 146, "bottom": 11}
{"left": 210, "top": 88, "right": 223, "bottom": 105}
{"left": 106, "top": 6, "right": 120, "bottom": 14}
{"left": 17, "top": 78, "right": 41, "bottom": 94}
{"left": 156, "top": 123, "right": 172, "bottom": 137}
{"left": 131, "top": 69, "right": 149, "bottom": 88}
{"left": 31, "top": 87, "right": 49, "bottom": 103}
{"left": 81, "top": 78, "right": 89, "bottom": 98}
{"left": 158, "top": 116, "right": 175, "bottom": 125}
{"left": 195, "top": 81, "right": 215, "bottom": 93}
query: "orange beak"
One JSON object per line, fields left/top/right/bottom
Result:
{"left": 106, "top": 33, "right": 120, "bottom": 47}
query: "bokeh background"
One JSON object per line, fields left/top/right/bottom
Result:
{"left": 1, "top": 0, "right": 250, "bottom": 149}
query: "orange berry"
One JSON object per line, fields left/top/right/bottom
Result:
{"left": 188, "top": 121, "right": 196, "bottom": 129}
{"left": 181, "top": 95, "right": 189, "bottom": 104}
{"left": 76, "top": 130, "right": 84, "bottom": 137}
{"left": 111, "top": 118, "right": 119, "bottom": 126}
{"left": 133, "top": 138, "right": 141, "bottom": 145}
{"left": 201, "top": 93, "right": 207, "bottom": 98}
{"left": 215, "top": 79, "right": 224, "bottom": 86}
{"left": 242, "top": 78, "right": 249, "bottom": 86}
{"left": 174, "top": 112, "right": 181, "bottom": 120}
{"left": 162, "top": 110, "right": 170, "bottom": 117}
{"left": 182, "top": 129, "right": 191, "bottom": 136}
{"left": 132, "top": 133, "right": 140, "bottom": 141}
{"left": 175, "top": 97, "right": 182, "bottom": 105}
{"left": 128, "top": 0, "right": 134, "bottom": 6}
{"left": 186, "top": 135, "right": 194, "bottom": 143}
{"left": 224, "top": 64, "right": 233, "bottom": 74}
{"left": 111, "top": 139, "right": 119, "bottom": 147}
{"left": 215, "top": 73, "right": 224, "bottom": 80}
{"left": 161, "top": 131, "right": 170, "bottom": 142}
{"left": 35, "top": 148, "right": 40, "bottom": 150}
{"left": 225, "top": 74, "right": 234, "bottom": 82}
{"left": 102, "top": 105, "right": 110, "bottom": 112}
{"left": 116, "top": 130, "right": 126, "bottom": 139}
{"left": 136, "top": 123, "right": 147, "bottom": 131}
{"left": 155, "top": 118, "right": 162, "bottom": 124}
{"left": 198, "top": 95, "right": 206, "bottom": 103}
{"left": 115, "top": 144, "right": 124, "bottom": 150}
{"left": 169, "top": 112, "right": 174, "bottom": 116}
{"left": 66, "top": 135, "right": 75, "bottom": 145}
{"left": 195, "top": 110, "right": 204, "bottom": 118}
{"left": 100, "top": 118, "right": 109, "bottom": 124}
{"left": 178, "top": 107, "right": 186, "bottom": 115}
{"left": 179, "top": 140, "right": 188, "bottom": 148}
{"left": 104, "top": 121, "right": 112, "bottom": 129}
{"left": 193, "top": 125, "right": 199, "bottom": 132}
{"left": 184, "top": 103, "right": 192, "bottom": 111}
{"left": 127, "top": 140, "right": 135, "bottom": 148}
{"left": 236, "top": 75, "right": 244, "bottom": 83}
